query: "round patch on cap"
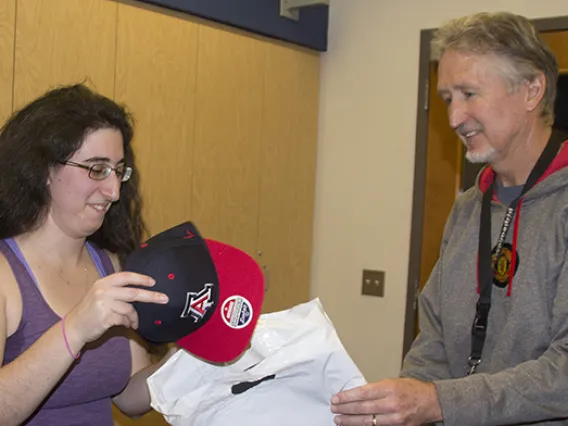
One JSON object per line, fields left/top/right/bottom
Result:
{"left": 221, "top": 296, "right": 253, "bottom": 329}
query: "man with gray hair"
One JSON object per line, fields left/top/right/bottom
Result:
{"left": 331, "top": 11, "right": 568, "bottom": 426}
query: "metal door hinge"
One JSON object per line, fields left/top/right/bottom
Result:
{"left": 424, "top": 78, "right": 429, "bottom": 111}
{"left": 413, "top": 279, "right": 420, "bottom": 310}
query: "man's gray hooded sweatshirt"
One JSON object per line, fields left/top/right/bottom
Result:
{"left": 401, "top": 139, "right": 568, "bottom": 426}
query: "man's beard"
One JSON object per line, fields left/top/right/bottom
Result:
{"left": 463, "top": 139, "right": 496, "bottom": 164}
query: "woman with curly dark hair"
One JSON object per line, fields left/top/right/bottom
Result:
{"left": 0, "top": 84, "right": 171, "bottom": 425}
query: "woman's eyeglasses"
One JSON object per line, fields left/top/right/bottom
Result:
{"left": 59, "top": 161, "right": 133, "bottom": 182}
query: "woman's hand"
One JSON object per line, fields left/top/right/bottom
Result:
{"left": 64, "top": 272, "right": 168, "bottom": 347}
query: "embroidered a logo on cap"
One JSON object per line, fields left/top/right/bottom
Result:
{"left": 181, "top": 283, "right": 215, "bottom": 323}
{"left": 221, "top": 296, "right": 253, "bottom": 329}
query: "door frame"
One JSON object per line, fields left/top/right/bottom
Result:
{"left": 403, "top": 14, "right": 568, "bottom": 357}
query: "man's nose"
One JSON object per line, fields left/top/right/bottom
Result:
{"left": 448, "top": 100, "right": 467, "bottom": 130}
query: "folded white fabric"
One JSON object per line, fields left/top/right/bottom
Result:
{"left": 147, "top": 298, "right": 367, "bottom": 426}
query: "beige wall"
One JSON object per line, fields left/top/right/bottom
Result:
{"left": 312, "top": 0, "right": 568, "bottom": 382}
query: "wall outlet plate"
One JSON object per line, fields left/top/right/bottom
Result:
{"left": 362, "top": 269, "right": 385, "bottom": 297}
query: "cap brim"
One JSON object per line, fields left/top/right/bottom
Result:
{"left": 176, "top": 239, "right": 265, "bottom": 363}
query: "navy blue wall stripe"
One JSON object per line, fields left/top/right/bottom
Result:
{"left": 135, "top": 0, "right": 329, "bottom": 52}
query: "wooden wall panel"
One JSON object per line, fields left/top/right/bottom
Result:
{"left": 0, "top": 0, "right": 15, "bottom": 125}
{"left": 13, "top": 0, "right": 116, "bottom": 109}
{"left": 257, "top": 43, "right": 319, "bottom": 313}
{"left": 190, "top": 24, "right": 265, "bottom": 255}
{"left": 113, "top": 6, "right": 199, "bottom": 426}
{"left": 114, "top": 2, "right": 198, "bottom": 238}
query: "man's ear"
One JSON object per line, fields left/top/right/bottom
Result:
{"left": 526, "top": 72, "right": 546, "bottom": 113}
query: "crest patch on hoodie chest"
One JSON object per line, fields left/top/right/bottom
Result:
{"left": 491, "top": 242, "right": 519, "bottom": 288}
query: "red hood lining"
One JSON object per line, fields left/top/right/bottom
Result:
{"left": 478, "top": 141, "right": 568, "bottom": 199}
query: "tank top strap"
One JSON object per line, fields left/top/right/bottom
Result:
{"left": 0, "top": 238, "right": 59, "bottom": 359}
{"left": 85, "top": 242, "right": 116, "bottom": 277}
{"left": 0, "top": 238, "right": 49, "bottom": 311}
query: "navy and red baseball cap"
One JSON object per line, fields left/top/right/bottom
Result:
{"left": 124, "top": 221, "right": 265, "bottom": 363}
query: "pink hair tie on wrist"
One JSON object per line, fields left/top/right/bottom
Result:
{"left": 61, "top": 314, "right": 80, "bottom": 360}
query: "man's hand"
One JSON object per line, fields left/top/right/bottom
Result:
{"left": 330, "top": 378, "right": 442, "bottom": 425}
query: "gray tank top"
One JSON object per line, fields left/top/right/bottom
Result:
{"left": 0, "top": 238, "right": 132, "bottom": 425}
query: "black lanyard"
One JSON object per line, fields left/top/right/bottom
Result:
{"left": 468, "top": 129, "right": 566, "bottom": 376}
